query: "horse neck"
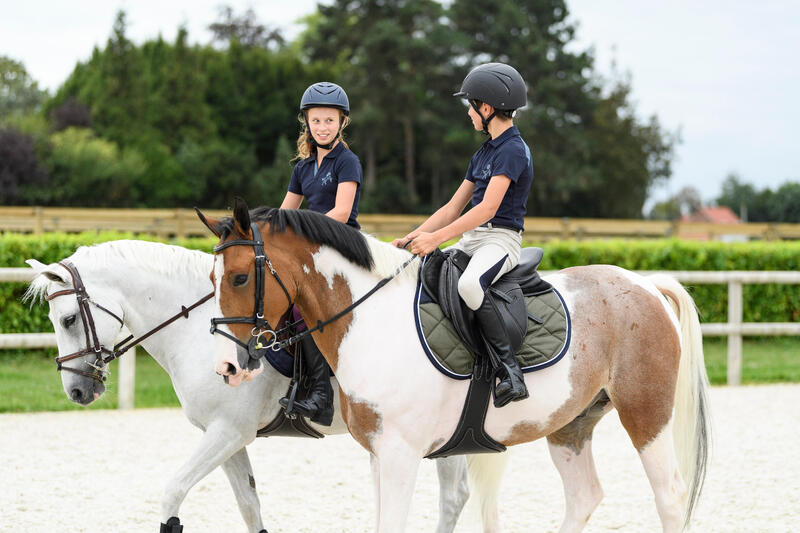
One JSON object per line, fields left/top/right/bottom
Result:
{"left": 81, "top": 258, "right": 213, "bottom": 370}
{"left": 291, "top": 245, "right": 415, "bottom": 371}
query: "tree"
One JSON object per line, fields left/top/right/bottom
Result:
{"left": 450, "top": 0, "right": 676, "bottom": 217}
{"left": 209, "top": 6, "right": 285, "bottom": 49}
{"left": 0, "top": 56, "right": 47, "bottom": 119}
{"left": 51, "top": 97, "right": 91, "bottom": 131}
{"left": 0, "top": 127, "right": 48, "bottom": 203}
{"left": 43, "top": 127, "right": 147, "bottom": 206}
{"left": 716, "top": 174, "right": 800, "bottom": 222}
{"left": 303, "top": 0, "right": 459, "bottom": 209}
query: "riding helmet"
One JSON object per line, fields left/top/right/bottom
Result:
{"left": 453, "top": 63, "right": 527, "bottom": 110}
{"left": 300, "top": 82, "right": 350, "bottom": 115}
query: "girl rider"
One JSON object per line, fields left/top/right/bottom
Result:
{"left": 278, "top": 82, "right": 362, "bottom": 425}
{"left": 393, "top": 63, "right": 532, "bottom": 407}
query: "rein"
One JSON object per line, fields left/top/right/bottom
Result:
{"left": 45, "top": 260, "right": 213, "bottom": 383}
{"left": 210, "top": 221, "right": 417, "bottom": 357}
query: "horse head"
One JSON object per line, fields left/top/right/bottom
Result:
{"left": 25, "top": 258, "right": 126, "bottom": 405}
{"left": 196, "top": 198, "right": 302, "bottom": 387}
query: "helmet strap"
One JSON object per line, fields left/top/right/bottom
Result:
{"left": 305, "top": 115, "right": 345, "bottom": 150}
{"left": 470, "top": 100, "right": 497, "bottom": 136}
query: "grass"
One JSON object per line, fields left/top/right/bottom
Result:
{"left": 703, "top": 336, "right": 800, "bottom": 385}
{"left": 1, "top": 337, "right": 798, "bottom": 413}
{"left": 0, "top": 350, "right": 179, "bottom": 413}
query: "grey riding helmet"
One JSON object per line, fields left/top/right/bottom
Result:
{"left": 300, "top": 82, "right": 350, "bottom": 115}
{"left": 454, "top": 63, "right": 527, "bottom": 133}
{"left": 300, "top": 82, "right": 350, "bottom": 149}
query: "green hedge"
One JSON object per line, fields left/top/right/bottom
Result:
{"left": 0, "top": 232, "right": 215, "bottom": 334}
{"left": 533, "top": 239, "right": 800, "bottom": 324}
{"left": 2, "top": 233, "right": 799, "bottom": 334}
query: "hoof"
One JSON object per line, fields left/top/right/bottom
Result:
{"left": 160, "top": 516, "right": 183, "bottom": 533}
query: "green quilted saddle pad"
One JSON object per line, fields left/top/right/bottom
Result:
{"left": 415, "top": 285, "right": 571, "bottom": 379}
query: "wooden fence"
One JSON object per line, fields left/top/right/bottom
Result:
{"left": 3, "top": 206, "right": 800, "bottom": 240}
{"left": 2, "top": 267, "right": 798, "bottom": 409}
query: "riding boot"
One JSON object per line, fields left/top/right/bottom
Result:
{"left": 475, "top": 291, "right": 529, "bottom": 408}
{"left": 279, "top": 335, "right": 334, "bottom": 426}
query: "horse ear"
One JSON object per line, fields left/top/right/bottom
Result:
{"left": 26, "top": 260, "right": 66, "bottom": 284}
{"left": 232, "top": 197, "right": 251, "bottom": 237}
{"left": 25, "top": 259, "right": 47, "bottom": 273}
{"left": 194, "top": 207, "right": 222, "bottom": 238}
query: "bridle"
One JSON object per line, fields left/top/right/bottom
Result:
{"left": 209, "top": 221, "right": 418, "bottom": 361}
{"left": 209, "top": 222, "right": 294, "bottom": 358}
{"left": 45, "top": 260, "right": 213, "bottom": 383}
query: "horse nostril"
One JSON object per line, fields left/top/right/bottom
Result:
{"left": 225, "top": 362, "right": 236, "bottom": 376}
{"left": 71, "top": 388, "right": 83, "bottom": 401}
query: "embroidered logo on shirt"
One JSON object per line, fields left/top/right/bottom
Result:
{"left": 321, "top": 171, "right": 333, "bottom": 186}
{"left": 478, "top": 162, "right": 492, "bottom": 180}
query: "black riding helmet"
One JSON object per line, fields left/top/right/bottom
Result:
{"left": 300, "top": 82, "right": 350, "bottom": 150}
{"left": 454, "top": 63, "right": 527, "bottom": 134}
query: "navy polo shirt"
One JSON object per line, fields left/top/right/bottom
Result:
{"left": 464, "top": 126, "right": 533, "bottom": 231}
{"left": 288, "top": 143, "right": 362, "bottom": 228}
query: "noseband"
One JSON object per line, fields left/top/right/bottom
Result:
{"left": 45, "top": 260, "right": 214, "bottom": 384}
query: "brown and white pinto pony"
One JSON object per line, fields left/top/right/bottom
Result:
{"left": 197, "top": 200, "right": 711, "bottom": 533}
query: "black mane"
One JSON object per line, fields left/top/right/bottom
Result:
{"left": 218, "top": 207, "right": 374, "bottom": 270}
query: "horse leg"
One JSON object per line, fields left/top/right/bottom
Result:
{"left": 220, "top": 447, "right": 267, "bottom": 532}
{"left": 433, "top": 456, "right": 469, "bottom": 533}
{"left": 370, "top": 454, "right": 381, "bottom": 532}
{"left": 637, "top": 426, "right": 687, "bottom": 533}
{"left": 374, "top": 440, "right": 421, "bottom": 533}
{"left": 612, "top": 392, "right": 686, "bottom": 531}
{"left": 160, "top": 423, "right": 250, "bottom": 530}
{"left": 545, "top": 394, "right": 611, "bottom": 533}
{"left": 547, "top": 438, "right": 603, "bottom": 533}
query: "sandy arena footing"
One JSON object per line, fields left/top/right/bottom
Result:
{"left": 1, "top": 384, "right": 798, "bottom": 532}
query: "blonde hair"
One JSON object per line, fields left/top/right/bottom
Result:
{"left": 294, "top": 110, "right": 351, "bottom": 160}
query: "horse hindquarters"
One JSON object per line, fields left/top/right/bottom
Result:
{"left": 605, "top": 272, "right": 710, "bottom": 532}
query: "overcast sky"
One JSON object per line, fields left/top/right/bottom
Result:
{"left": 2, "top": 0, "right": 798, "bottom": 210}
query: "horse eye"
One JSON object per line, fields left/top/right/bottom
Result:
{"left": 232, "top": 274, "right": 249, "bottom": 287}
{"left": 62, "top": 314, "right": 77, "bottom": 328}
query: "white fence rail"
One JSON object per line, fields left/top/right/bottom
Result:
{"left": 3, "top": 269, "right": 799, "bottom": 390}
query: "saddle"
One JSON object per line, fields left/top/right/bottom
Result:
{"left": 420, "top": 247, "right": 552, "bottom": 359}
{"left": 419, "top": 247, "right": 558, "bottom": 459}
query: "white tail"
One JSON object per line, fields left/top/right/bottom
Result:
{"left": 465, "top": 452, "right": 509, "bottom": 533}
{"left": 649, "top": 274, "right": 712, "bottom": 528}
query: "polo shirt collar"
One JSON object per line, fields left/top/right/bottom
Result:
{"left": 487, "top": 125, "right": 520, "bottom": 148}
{"left": 322, "top": 141, "right": 345, "bottom": 160}
{"left": 301, "top": 141, "right": 346, "bottom": 167}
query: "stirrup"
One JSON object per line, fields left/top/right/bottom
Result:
{"left": 492, "top": 369, "right": 528, "bottom": 408}
{"left": 279, "top": 380, "right": 301, "bottom": 419}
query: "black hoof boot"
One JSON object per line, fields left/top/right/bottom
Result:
{"left": 160, "top": 517, "right": 183, "bottom": 533}
{"left": 279, "top": 335, "right": 333, "bottom": 426}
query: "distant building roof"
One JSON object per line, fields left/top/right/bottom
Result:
{"left": 681, "top": 206, "right": 741, "bottom": 224}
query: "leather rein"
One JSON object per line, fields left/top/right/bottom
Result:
{"left": 45, "top": 260, "right": 213, "bottom": 383}
{"left": 209, "top": 221, "right": 417, "bottom": 360}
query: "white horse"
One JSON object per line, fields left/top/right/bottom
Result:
{"left": 25, "top": 240, "right": 507, "bottom": 533}
{"left": 201, "top": 202, "right": 712, "bottom": 533}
